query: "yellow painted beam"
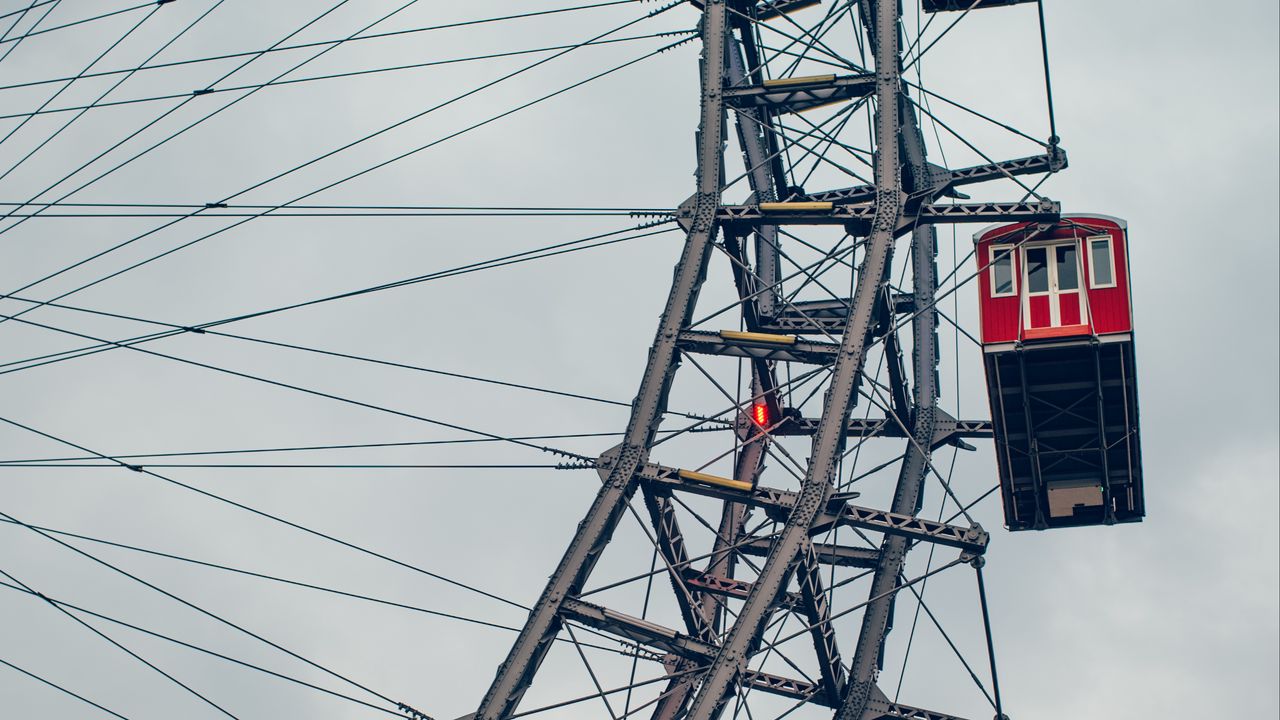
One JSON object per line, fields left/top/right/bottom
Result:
{"left": 719, "top": 329, "right": 798, "bottom": 345}
{"left": 762, "top": 74, "right": 836, "bottom": 88}
{"left": 758, "top": 201, "right": 833, "bottom": 212}
{"left": 677, "top": 469, "right": 754, "bottom": 493}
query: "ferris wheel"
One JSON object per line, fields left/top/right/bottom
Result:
{"left": 0, "top": 1, "right": 1145, "bottom": 719}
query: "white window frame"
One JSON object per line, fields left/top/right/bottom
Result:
{"left": 989, "top": 244, "right": 1017, "bottom": 298}
{"left": 1087, "top": 235, "right": 1116, "bottom": 289}
{"left": 1022, "top": 244, "right": 1051, "bottom": 297}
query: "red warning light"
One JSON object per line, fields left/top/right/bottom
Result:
{"left": 752, "top": 402, "right": 769, "bottom": 427}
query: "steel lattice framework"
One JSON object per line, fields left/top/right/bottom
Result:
{"left": 473, "top": 1, "right": 1064, "bottom": 718}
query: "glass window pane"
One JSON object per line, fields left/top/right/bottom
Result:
{"left": 1026, "top": 247, "right": 1048, "bottom": 293}
{"left": 1056, "top": 244, "right": 1078, "bottom": 290}
{"left": 992, "top": 248, "right": 1013, "bottom": 295}
{"left": 1090, "top": 238, "right": 1113, "bottom": 286}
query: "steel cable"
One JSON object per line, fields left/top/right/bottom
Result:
{"left": 0, "top": 7, "right": 688, "bottom": 336}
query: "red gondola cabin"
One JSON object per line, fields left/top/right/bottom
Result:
{"left": 975, "top": 215, "right": 1144, "bottom": 531}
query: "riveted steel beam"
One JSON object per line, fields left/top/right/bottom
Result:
{"left": 677, "top": 329, "right": 840, "bottom": 365}
{"left": 837, "top": 1, "right": 945, "bottom": 715}
{"left": 561, "top": 598, "right": 719, "bottom": 660}
{"left": 804, "top": 149, "right": 1067, "bottom": 205}
{"left": 682, "top": 0, "right": 907, "bottom": 712}
{"left": 760, "top": 294, "right": 916, "bottom": 333}
{"left": 702, "top": 200, "right": 1059, "bottom": 229}
{"left": 771, "top": 416, "right": 993, "bottom": 442}
{"left": 738, "top": 537, "right": 880, "bottom": 568}
{"left": 561, "top": 597, "right": 838, "bottom": 707}
{"left": 472, "top": 5, "right": 732, "bottom": 716}
{"left": 724, "top": 73, "right": 876, "bottom": 113}
{"left": 795, "top": 538, "right": 848, "bottom": 704}
{"left": 683, "top": 568, "right": 802, "bottom": 608}
{"left": 815, "top": 505, "right": 988, "bottom": 555}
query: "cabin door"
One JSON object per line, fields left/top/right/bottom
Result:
{"left": 1022, "top": 241, "right": 1084, "bottom": 332}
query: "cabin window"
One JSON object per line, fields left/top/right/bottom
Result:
{"left": 1088, "top": 236, "right": 1115, "bottom": 288}
{"left": 989, "top": 245, "right": 1016, "bottom": 297}
{"left": 1025, "top": 247, "right": 1049, "bottom": 294}
{"left": 1055, "top": 244, "right": 1079, "bottom": 291}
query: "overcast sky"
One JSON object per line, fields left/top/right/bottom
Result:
{"left": 0, "top": 1, "right": 1275, "bottom": 719}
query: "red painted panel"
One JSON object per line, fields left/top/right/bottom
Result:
{"left": 976, "top": 229, "right": 1024, "bottom": 344}
{"left": 983, "top": 296, "right": 1020, "bottom": 343}
{"left": 1059, "top": 291, "right": 1082, "bottom": 326}
{"left": 1081, "top": 223, "right": 1132, "bottom": 336}
{"left": 1028, "top": 295, "right": 1051, "bottom": 328}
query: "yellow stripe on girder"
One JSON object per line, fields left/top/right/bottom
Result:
{"left": 762, "top": 74, "right": 836, "bottom": 88}
{"left": 758, "top": 201, "right": 833, "bottom": 212}
{"left": 719, "top": 329, "right": 798, "bottom": 345}
{"left": 678, "top": 469, "right": 754, "bottom": 493}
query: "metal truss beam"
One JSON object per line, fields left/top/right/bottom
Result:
{"left": 641, "top": 486, "right": 719, "bottom": 644}
{"left": 634, "top": 457, "right": 801, "bottom": 509}
{"left": 677, "top": 329, "right": 839, "bottom": 365}
{"left": 472, "top": 6, "right": 732, "bottom": 716}
{"left": 702, "top": 200, "right": 1059, "bottom": 229}
{"left": 724, "top": 73, "right": 876, "bottom": 114}
{"left": 682, "top": 0, "right": 906, "bottom": 712}
{"left": 759, "top": 294, "right": 917, "bottom": 333}
{"left": 726, "top": 28, "right": 784, "bottom": 318}
{"left": 636, "top": 459, "right": 984, "bottom": 554}
{"left": 682, "top": 569, "right": 802, "bottom": 609}
{"left": 837, "top": 1, "right": 944, "bottom": 715}
{"left": 879, "top": 296, "right": 913, "bottom": 425}
{"left": 804, "top": 149, "right": 1067, "bottom": 205}
{"left": 561, "top": 598, "right": 719, "bottom": 660}
{"left": 796, "top": 538, "right": 848, "bottom": 704}
{"left": 562, "top": 598, "right": 836, "bottom": 707}
{"left": 773, "top": 416, "right": 993, "bottom": 443}
{"left": 738, "top": 537, "right": 880, "bottom": 568}
{"left": 815, "top": 505, "right": 987, "bottom": 555}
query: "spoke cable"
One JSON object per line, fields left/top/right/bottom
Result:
{"left": 0, "top": 655, "right": 131, "bottom": 720}
{"left": 0, "top": 508, "right": 425, "bottom": 713}
{"left": 0, "top": 8, "right": 688, "bottom": 336}
{"left": 0, "top": 413, "right": 534, "bottom": 615}
{"left": 0, "top": 30, "right": 695, "bottom": 122}
{"left": 0, "top": 578, "right": 413, "bottom": 717}
{"left": 0, "top": 564, "right": 240, "bottom": 718}
{"left": 0, "top": 0, "right": 654, "bottom": 94}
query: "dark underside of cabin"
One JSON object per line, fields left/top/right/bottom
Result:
{"left": 986, "top": 338, "right": 1144, "bottom": 531}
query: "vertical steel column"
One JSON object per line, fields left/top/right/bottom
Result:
{"left": 472, "top": 4, "right": 731, "bottom": 716}
{"left": 837, "top": 2, "right": 946, "bottom": 714}
{"left": 647, "top": 25, "right": 781, "bottom": 720}
{"left": 681, "top": 0, "right": 905, "bottom": 714}
{"left": 727, "top": 31, "right": 782, "bottom": 319}
{"left": 836, "top": 230, "right": 939, "bottom": 719}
